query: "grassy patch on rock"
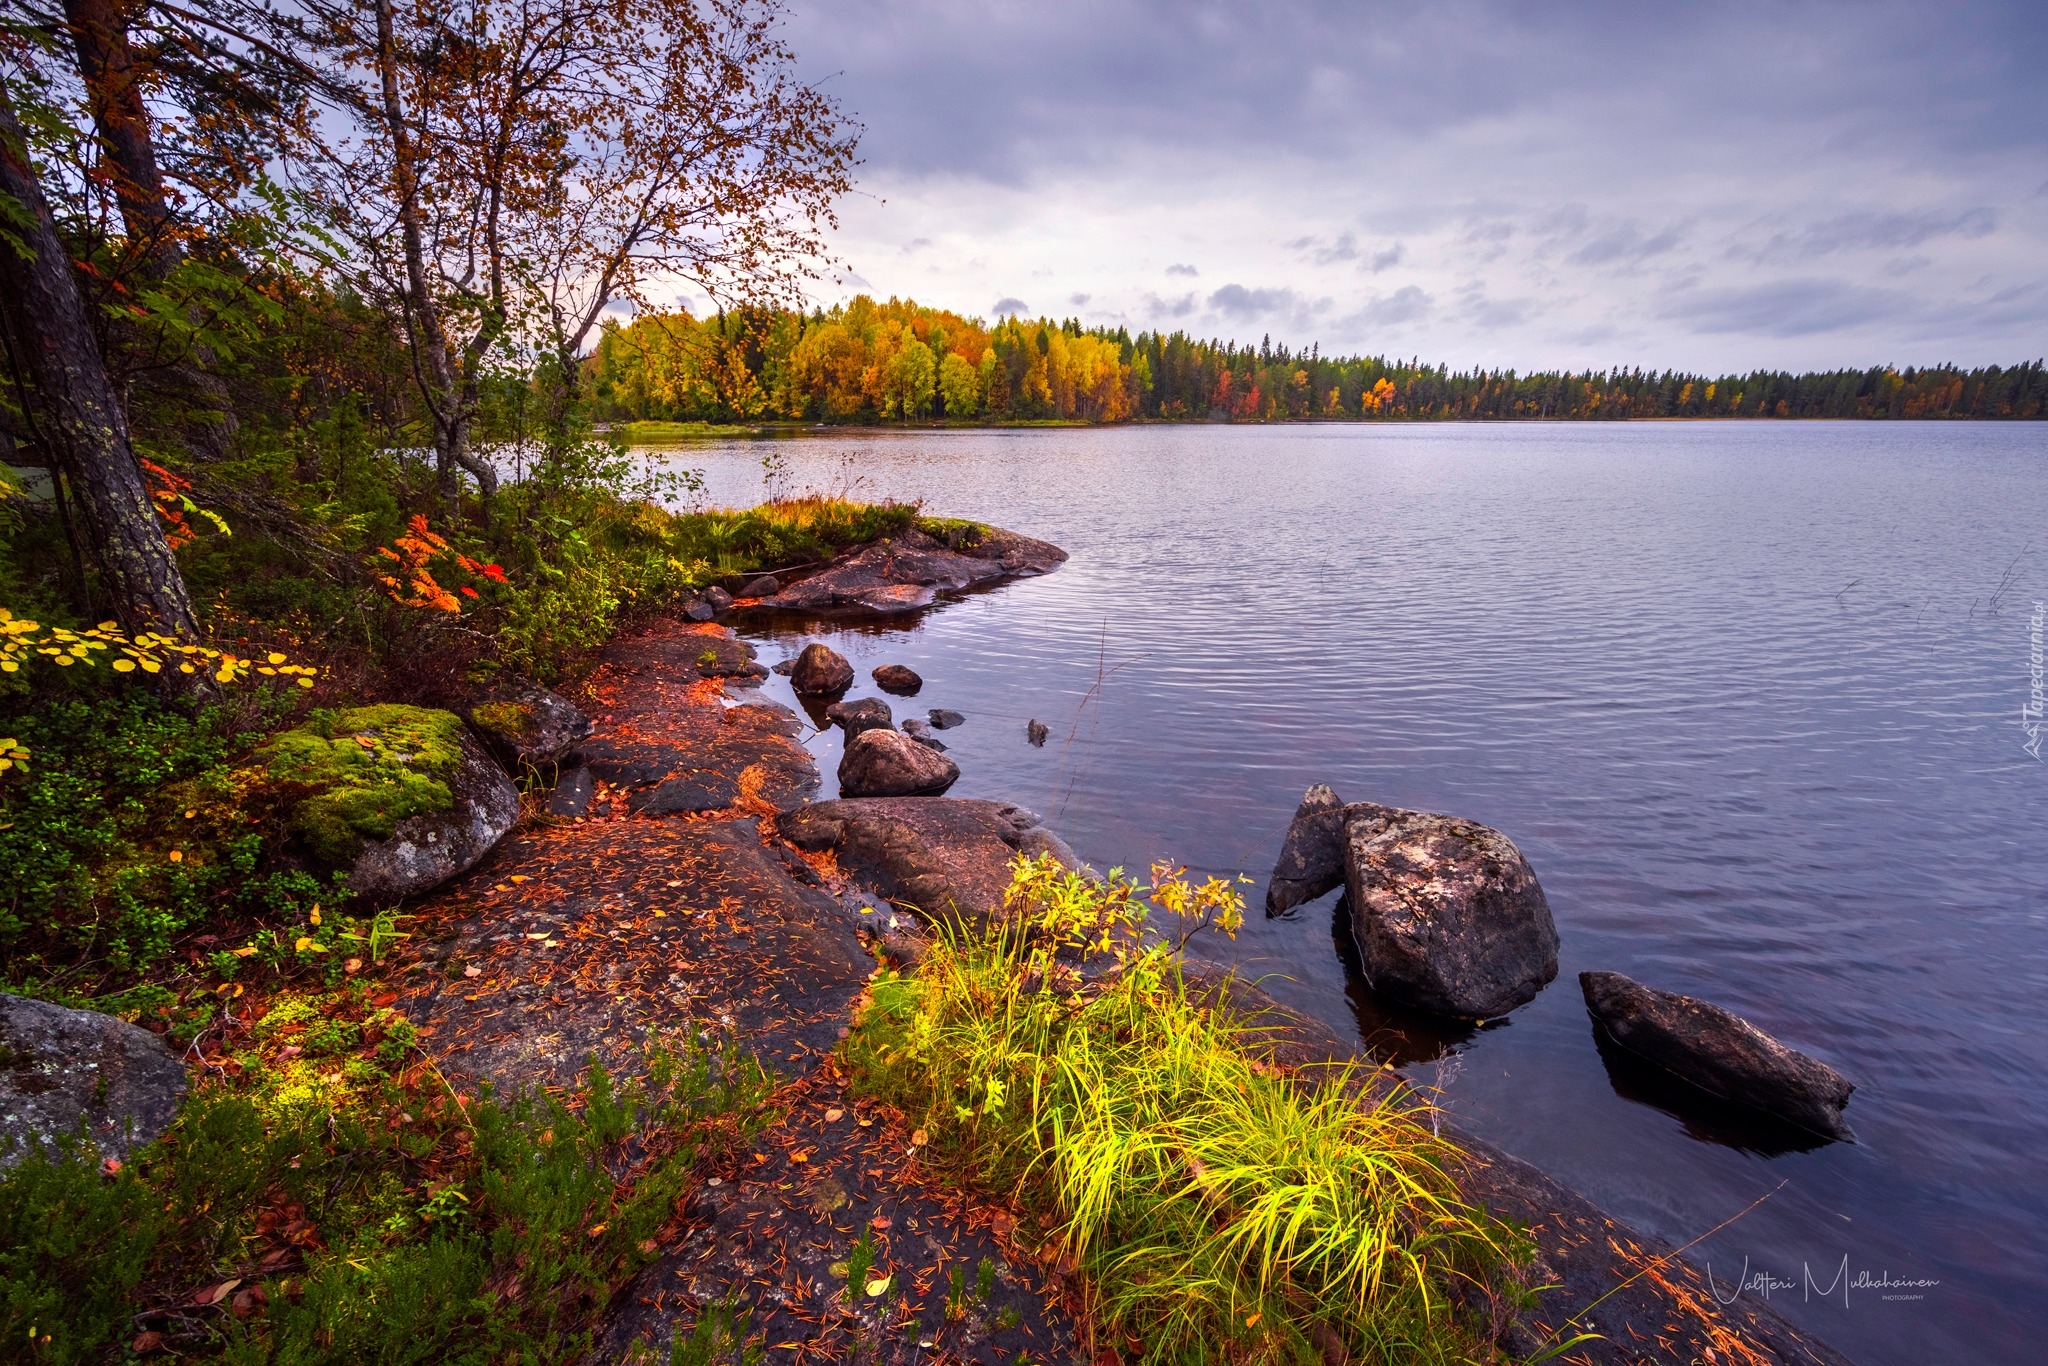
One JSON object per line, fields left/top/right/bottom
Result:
{"left": 845, "top": 855, "right": 1531, "bottom": 1365}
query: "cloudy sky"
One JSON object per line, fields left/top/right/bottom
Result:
{"left": 761, "top": 0, "right": 2047, "bottom": 373}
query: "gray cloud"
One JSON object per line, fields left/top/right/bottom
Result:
{"left": 1069, "top": 293, "right": 1091, "bottom": 306}
{"left": 1365, "top": 243, "right": 1404, "bottom": 273}
{"left": 1208, "top": 284, "right": 1298, "bottom": 318}
{"left": 1165, "top": 263, "right": 1199, "bottom": 277}
{"left": 1350, "top": 285, "right": 1434, "bottom": 328}
{"left": 1566, "top": 222, "right": 1686, "bottom": 267}
{"left": 1142, "top": 291, "right": 1200, "bottom": 318}
{"left": 1660, "top": 279, "right": 1915, "bottom": 337}
{"left": 1733, "top": 208, "right": 2000, "bottom": 264}
{"left": 991, "top": 297, "right": 1030, "bottom": 316}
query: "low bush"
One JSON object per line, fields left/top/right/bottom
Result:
{"left": 846, "top": 855, "right": 1529, "bottom": 1365}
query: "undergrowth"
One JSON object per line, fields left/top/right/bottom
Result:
{"left": 1, "top": 1004, "right": 772, "bottom": 1365}
{"left": 846, "top": 855, "right": 1531, "bottom": 1365}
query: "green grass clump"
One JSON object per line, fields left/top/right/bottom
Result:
{"left": 846, "top": 855, "right": 1527, "bottom": 1365}
{"left": 0, "top": 1018, "right": 772, "bottom": 1364}
{"left": 257, "top": 704, "right": 468, "bottom": 864}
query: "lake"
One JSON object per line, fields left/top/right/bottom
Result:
{"left": 640, "top": 421, "right": 2046, "bottom": 1366}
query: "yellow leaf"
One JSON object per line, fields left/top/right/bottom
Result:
{"left": 509, "top": 874, "right": 529, "bottom": 883}
{"left": 864, "top": 1275, "right": 892, "bottom": 1297}
{"left": 295, "top": 936, "right": 315, "bottom": 951}
{"left": 309, "top": 906, "right": 321, "bottom": 925}
{"left": 232, "top": 946, "right": 257, "bottom": 958}
{"left": 267, "top": 652, "right": 286, "bottom": 664}
{"left": 111, "top": 659, "right": 136, "bottom": 673}
{"left": 297, "top": 678, "right": 314, "bottom": 688}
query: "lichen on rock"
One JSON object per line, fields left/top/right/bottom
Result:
{"left": 256, "top": 704, "right": 468, "bottom": 864}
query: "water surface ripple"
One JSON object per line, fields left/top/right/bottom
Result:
{"left": 645, "top": 422, "right": 2046, "bottom": 1365}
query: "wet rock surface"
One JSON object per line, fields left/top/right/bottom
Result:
{"left": 838, "top": 728, "right": 960, "bottom": 797}
{"left": 758, "top": 525, "right": 1066, "bottom": 616}
{"left": 823, "top": 696, "right": 893, "bottom": 741}
{"left": 871, "top": 663, "right": 922, "bottom": 695}
{"left": 0, "top": 993, "right": 188, "bottom": 1166}
{"left": 928, "top": 708, "right": 965, "bottom": 730}
{"left": 790, "top": 642, "right": 855, "bottom": 695}
{"left": 1340, "top": 804, "right": 1560, "bottom": 1019}
{"left": 348, "top": 728, "right": 520, "bottom": 906}
{"left": 780, "top": 798, "right": 1071, "bottom": 928}
{"left": 547, "top": 766, "right": 595, "bottom": 817}
{"left": 1264, "top": 782, "right": 1352, "bottom": 916}
{"left": 1581, "top": 971, "right": 1855, "bottom": 1140}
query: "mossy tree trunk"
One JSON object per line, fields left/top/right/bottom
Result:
{"left": 0, "top": 84, "right": 200, "bottom": 637}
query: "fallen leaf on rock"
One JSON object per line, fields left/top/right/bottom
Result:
{"left": 463, "top": 965, "right": 482, "bottom": 978}
{"left": 865, "top": 1275, "right": 893, "bottom": 1297}
{"left": 824, "top": 1108, "right": 844, "bottom": 1122}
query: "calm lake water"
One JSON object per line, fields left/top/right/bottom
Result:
{"left": 641, "top": 422, "right": 2046, "bottom": 1366}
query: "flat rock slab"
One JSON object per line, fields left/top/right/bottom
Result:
{"left": 593, "top": 1065, "right": 1075, "bottom": 1365}
{"left": 760, "top": 526, "right": 1066, "bottom": 617}
{"left": 1189, "top": 973, "right": 1852, "bottom": 1366}
{"left": 780, "top": 798, "right": 1065, "bottom": 928}
{"left": 575, "top": 621, "right": 818, "bottom": 815}
{"left": 394, "top": 819, "right": 868, "bottom": 1092}
{"left": 0, "top": 992, "right": 188, "bottom": 1166}
{"left": 1581, "top": 971, "right": 1855, "bottom": 1140}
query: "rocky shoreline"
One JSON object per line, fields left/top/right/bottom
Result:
{"left": 4, "top": 521, "right": 1854, "bottom": 1364}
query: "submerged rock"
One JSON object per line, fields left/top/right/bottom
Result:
{"left": 1343, "top": 806, "right": 1559, "bottom": 1019}
{"left": 782, "top": 797, "right": 1074, "bottom": 927}
{"left": 928, "top": 708, "right": 965, "bottom": 730}
{"left": 824, "top": 696, "right": 893, "bottom": 741}
{"left": 1581, "top": 972, "right": 1855, "bottom": 1140}
{"left": 1026, "top": 719, "right": 1049, "bottom": 747}
{"left": 838, "top": 728, "right": 959, "bottom": 797}
{"left": 0, "top": 994, "right": 188, "bottom": 1167}
{"left": 872, "top": 664, "right": 923, "bottom": 695}
{"left": 789, "top": 642, "right": 854, "bottom": 695}
{"left": 899, "top": 717, "right": 947, "bottom": 750}
{"left": 759, "top": 524, "right": 1067, "bottom": 616}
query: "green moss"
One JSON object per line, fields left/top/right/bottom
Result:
{"left": 257, "top": 704, "right": 467, "bottom": 865}
{"left": 915, "top": 515, "right": 988, "bottom": 550}
{"left": 469, "top": 699, "right": 533, "bottom": 738}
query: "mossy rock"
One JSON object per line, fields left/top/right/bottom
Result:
{"left": 258, "top": 705, "right": 468, "bottom": 865}
{"left": 470, "top": 699, "right": 535, "bottom": 739}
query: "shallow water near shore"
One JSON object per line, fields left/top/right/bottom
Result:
{"left": 639, "top": 422, "right": 2046, "bottom": 1366}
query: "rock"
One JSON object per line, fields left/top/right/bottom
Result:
{"left": 693, "top": 634, "right": 768, "bottom": 680}
{"left": 838, "top": 728, "right": 959, "bottom": 797}
{"left": 900, "top": 717, "right": 947, "bottom": 751}
{"left": 760, "top": 524, "right": 1067, "bottom": 617}
{"left": 701, "top": 585, "right": 733, "bottom": 611}
{"left": 1580, "top": 972, "right": 1855, "bottom": 1140}
{"left": 0, "top": 993, "right": 187, "bottom": 1167}
{"left": 547, "top": 766, "right": 594, "bottom": 817}
{"left": 626, "top": 770, "right": 739, "bottom": 816}
{"left": 771, "top": 659, "right": 796, "bottom": 675}
{"left": 781, "top": 797, "right": 1073, "bottom": 927}
{"left": 1026, "top": 719, "right": 1049, "bottom": 747}
{"left": 737, "top": 575, "right": 781, "bottom": 599}
{"left": 464, "top": 676, "right": 592, "bottom": 772}
{"left": 789, "top": 642, "right": 854, "bottom": 695}
{"left": 872, "top": 663, "right": 923, "bottom": 695}
{"left": 1342, "top": 806, "right": 1559, "bottom": 1019}
{"left": 348, "top": 728, "right": 521, "bottom": 906}
{"left": 824, "top": 696, "right": 893, "bottom": 741}
{"left": 684, "top": 599, "right": 716, "bottom": 622}
{"left": 1265, "top": 783, "right": 1350, "bottom": 916}
{"left": 928, "top": 708, "right": 965, "bottom": 730}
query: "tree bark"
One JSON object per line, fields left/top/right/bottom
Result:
{"left": 0, "top": 85, "right": 199, "bottom": 636}
{"left": 63, "top": 0, "right": 239, "bottom": 466}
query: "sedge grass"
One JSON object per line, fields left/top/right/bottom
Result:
{"left": 846, "top": 856, "right": 1529, "bottom": 1365}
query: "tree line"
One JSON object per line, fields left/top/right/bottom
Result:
{"left": 591, "top": 298, "right": 2047, "bottom": 425}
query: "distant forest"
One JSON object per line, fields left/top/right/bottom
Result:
{"left": 588, "top": 295, "right": 2046, "bottom": 426}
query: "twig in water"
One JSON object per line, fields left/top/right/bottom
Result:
{"left": 1832, "top": 578, "right": 1861, "bottom": 605}
{"left": 1988, "top": 546, "right": 2032, "bottom": 615}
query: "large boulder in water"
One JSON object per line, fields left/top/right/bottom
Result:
{"left": 838, "top": 728, "right": 958, "bottom": 797}
{"left": 1581, "top": 972, "right": 1855, "bottom": 1140}
{"left": 1342, "top": 805, "right": 1558, "bottom": 1018}
{"left": 872, "top": 664, "right": 923, "bottom": 695}
{"left": 1265, "top": 783, "right": 1350, "bottom": 915}
{"left": 789, "top": 642, "right": 854, "bottom": 695}
{"left": 0, "top": 993, "right": 187, "bottom": 1167}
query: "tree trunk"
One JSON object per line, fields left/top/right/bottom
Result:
{"left": 0, "top": 86, "right": 199, "bottom": 636}
{"left": 63, "top": 0, "right": 238, "bottom": 465}
{"left": 373, "top": 0, "right": 495, "bottom": 511}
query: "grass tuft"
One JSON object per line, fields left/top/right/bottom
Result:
{"left": 846, "top": 855, "right": 1529, "bottom": 1364}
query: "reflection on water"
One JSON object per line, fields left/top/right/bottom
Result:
{"left": 649, "top": 422, "right": 2047, "bottom": 1366}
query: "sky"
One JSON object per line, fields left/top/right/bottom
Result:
{"left": 743, "top": 0, "right": 2048, "bottom": 374}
